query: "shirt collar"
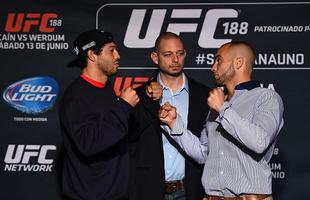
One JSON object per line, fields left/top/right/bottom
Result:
{"left": 80, "top": 74, "right": 106, "bottom": 88}
{"left": 157, "top": 73, "right": 189, "bottom": 93}
{"left": 235, "top": 80, "right": 260, "bottom": 91}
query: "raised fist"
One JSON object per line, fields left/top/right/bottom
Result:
{"left": 146, "top": 81, "right": 163, "bottom": 101}
{"left": 158, "top": 102, "right": 177, "bottom": 128}
{"left": 120, "top": 86, "right": 140, "bottom": 107}
{"left": 207, "top": 87, "right": 225, "bottom": 112}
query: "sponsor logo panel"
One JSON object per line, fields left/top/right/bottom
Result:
{"left": 96, "top": 3, "right": 310, "bottom": 70}
{"left": 3, "top": 144, "right": 56, "bottom": 172}
{"left": 0, "top": 12, "right": 68, "bottom": 51}
{"left": 2, "top": 76, "right": 59, "bottom": 121}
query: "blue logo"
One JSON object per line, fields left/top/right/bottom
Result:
{"left": 3, "top": 76, "right": 59, "bottom": 114}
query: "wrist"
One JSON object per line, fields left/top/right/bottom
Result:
{"left": 169, "top": 118, "right": 176, "bottom": 129}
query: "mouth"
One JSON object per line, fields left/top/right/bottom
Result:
{"left": 170, "top": 65, "right": 181, "bottom": 69}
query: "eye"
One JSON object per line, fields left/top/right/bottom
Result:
{"left": 163, "top": 53, "right": 172, "bottom": 57}
{"left": 215, "top": 57, "right": 221, "bottom": 63}
{"left": 176, "top": 51, "right": 185, "bottom": 57}
{"left": 110, "top": 47, "right": 116, "bottom": 53}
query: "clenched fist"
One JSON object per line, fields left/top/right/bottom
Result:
{"left": 146, "top": 81, "right": 163, "bottom": 101}
{"left": 120, "top": 86, "right": 140, "bottom": 107}
{"left": 207, "top": 87, "right": 226, "bottom": 112}
{"left": 158, "top": 102, "right": 177, "bottom": 128}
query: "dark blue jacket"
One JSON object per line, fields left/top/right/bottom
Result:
{"left": 129, "top": 74, "right": 211, "bottom": 200}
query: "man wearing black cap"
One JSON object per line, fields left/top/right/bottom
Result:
{"left": 58, "top": 29, "right": 140, "bottom": 200}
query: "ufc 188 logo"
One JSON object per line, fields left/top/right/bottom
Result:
{"left": 96, "top": 4, "right": 250, "bottom": 49}
{"left": 4, "top": 144, "right": 56, "bottom": 172}
{"left": 5, "top": 13, "right": 61, "bottom": 33}
{"left": 114, "top": 77, "right": 150, "bottom": 96}
{"left": 124, "top": 8, "right": 243, "bottom": 49}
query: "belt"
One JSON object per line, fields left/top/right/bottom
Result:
{"left": 205, "top": 194, "right": 271, "bottom": 200}
{"left": 164, "top": 180, "right": 184, "bottom": 193}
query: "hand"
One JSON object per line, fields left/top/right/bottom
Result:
{"left": 120, "top": 86, "right": 140, "bottom": 107}
{"left": 158, "top": 102, "right": 177, "bottom": 128}
{"left": 207, "top": 87, "right": 226, "bottom": 112}
{"left": 146, "top": 81, "right": 163, "bottom": 101}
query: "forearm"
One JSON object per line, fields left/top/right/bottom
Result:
{"left": 165, "top": 115, "right": 208, "bottom": 164}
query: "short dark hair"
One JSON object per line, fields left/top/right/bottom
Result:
{"left": 154, "top": 32, "right": 183, "bottom": 52}
{"left": 75, "top": 46, "right": 104, "bottom": 69}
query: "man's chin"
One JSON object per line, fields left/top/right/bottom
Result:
{"left": 169, "top": 69, "right": 183, "bottom": 77}
{"left": 215, "top": 79, "right": 223, "bottom": 86}
{"left": 169, "top": 72, "right": 182, "bottom": 77}
{"left": 107, "top": 69, "right": 118, "bottom": 76}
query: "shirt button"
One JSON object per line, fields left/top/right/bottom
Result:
{"left": 169, "top": 155, "right": 172, "bottom": 158}
{"left": 220, "top": 171, "right": 224, "bottom": 175}
{"left": 220, "top": 152, "right": 224, "bottom": 155}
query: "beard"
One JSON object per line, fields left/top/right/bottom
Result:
{"left": 161, "top": 65, "right": 183, "bottom": 77}
{"left": 100, "top": 65, "right": 117, "bottom": 76}
{"left": 167, "top": 70, "right": 183, "bottom": 77}
{"left": 106, "top": 68, "right": 117, "bottom": 76}
{"left": 98, "top": 59, "right": 119, "bottom": 76}
{"left": 215, "top": 64, "right": 235, "bottom": 86}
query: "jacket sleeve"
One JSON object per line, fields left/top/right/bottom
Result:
{"left": 128, "top": 83, "right": 160, "bottom": 142}
{"left": 60, "top": 97, "right": 132, "bottom": 157}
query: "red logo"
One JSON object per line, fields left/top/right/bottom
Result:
{"left": 5, "top": 13, "right": 58, "bottom": 33}
{"left": 114, "top": 76, "right": 150, "bottom": 96}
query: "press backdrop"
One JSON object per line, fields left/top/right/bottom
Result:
{"left": 1, "top": 1, "right": 310, "bottom": 199}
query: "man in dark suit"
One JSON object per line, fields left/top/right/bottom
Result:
{"left": 129, "top": 32, "right": 211, "bottom": 200}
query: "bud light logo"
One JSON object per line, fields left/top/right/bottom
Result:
{"left": 2, "top": 77, "right": 58, "bottom": 114}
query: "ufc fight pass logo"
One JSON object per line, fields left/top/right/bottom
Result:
{"left": 96, "top": 3, "right": 248, "bottom": 49}
{"left": 5, "top": 13, "right": 61, "bottom": 33}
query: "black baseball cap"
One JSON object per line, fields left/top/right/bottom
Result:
{"left": 67, "top": 29, "right": 115, "bottom": 67}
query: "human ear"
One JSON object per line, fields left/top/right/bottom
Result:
{"left": 150, "top": 52, "right": 159, "bottom": 65}
{"left": 234, "top": 57, "right": 244, "bottom": 69}
{"left": 87, "top": 50, "right": 96, "bottom": 62}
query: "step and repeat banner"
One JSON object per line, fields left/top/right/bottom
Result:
{"left": 1, "top": 1, "right": 309, "bottom": 199}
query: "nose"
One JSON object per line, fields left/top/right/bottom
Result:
{"left": 172, "top": 54, "right": 179, "bottom": 63}
{"left": 114, "top": 49, "right": 120, "bottom": 60}
{"left": 211, "top": 63, "right": 216, "bottom": 72}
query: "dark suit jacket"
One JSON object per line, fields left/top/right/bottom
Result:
{"left": 129, "top": 74, "right": 211, "bottom": 200}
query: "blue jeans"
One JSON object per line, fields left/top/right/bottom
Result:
{"left": 164, "top": 188, "right": 186, "bottom": 200}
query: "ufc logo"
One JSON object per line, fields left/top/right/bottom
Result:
{"left": 124, "top": 9, "right": 238, "bottom": 49}
{"left": 4, "top": 144, "right": 56, "bottom": 164}
{"left": 5, "top": 13, "right": 58, "bottom": 33}
{"left": 114, "top": 77, "right": 150, "bottom": 96}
